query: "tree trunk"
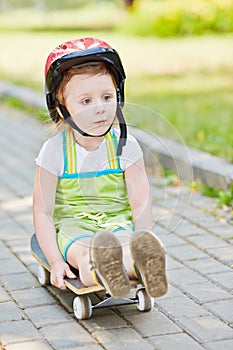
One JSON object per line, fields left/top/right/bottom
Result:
{"left": 124, "top": 0, "right": 135, "bottom": 10}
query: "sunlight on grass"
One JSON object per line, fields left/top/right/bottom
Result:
{"left": 126, "top": 71, "right": 233, "bottom": 161}
{"left": 0, "top": 3, "right": 123, "bottom": 30}
{"left": 0, "top": 31, "right": 232, "bottom": 161}
{"left": 1, "top": 32, "right": 233, "bottom": 86}
{"left": 120, "top": 0, "right": 233, "bottom": 37}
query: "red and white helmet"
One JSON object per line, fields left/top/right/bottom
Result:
{"left": 45, "top": 37, "right": 126, "bottom": 112}
{"left": 44, "top": 37, "right": 127, "bottom": 155}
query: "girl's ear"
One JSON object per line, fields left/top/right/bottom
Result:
{"left": 56, "top": 106, "right": 64, "bottom": 119}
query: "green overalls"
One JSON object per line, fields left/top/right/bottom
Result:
{"left": 54, "top": 127, "right": 133, "bottom": 260}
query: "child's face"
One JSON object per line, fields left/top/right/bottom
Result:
{"left": 63, "top": 72, "right": 117, "bottom": 136}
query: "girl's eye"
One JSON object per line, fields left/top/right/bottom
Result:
{"left": 82, "top": 98, "right": 92, "bottom": 105}
{"left": 103, "top": 94, "right": 113, "bottom": 102}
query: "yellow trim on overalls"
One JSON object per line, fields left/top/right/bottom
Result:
{"left": 64, "top": 128, "right": 77, "bottom": 174}
{"left": 106, "top": 131, "right": 119, "bottom": 169}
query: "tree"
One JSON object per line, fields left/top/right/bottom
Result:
{"left": 124, "top": 0, "right": 136, "bottom": 10}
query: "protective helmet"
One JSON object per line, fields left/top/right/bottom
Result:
{"left": 44, "top": 37, "right": 127, "bottom": 155}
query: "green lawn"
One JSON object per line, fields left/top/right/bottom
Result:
{"left": 126, "top": 70, "right": 233, "bottom": 161}
{"left": 0, "top": 7, "right": 232, "bottom": 162}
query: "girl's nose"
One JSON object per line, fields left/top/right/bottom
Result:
{"left": 94, "top": 99, "right": 105, "bottom": 114}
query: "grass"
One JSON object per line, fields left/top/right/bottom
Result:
{"left": 0, "top": 3, "right": 232, "bottom": 162}
{"left": 126, "top": 70, "right": 233, "bottom": 161}
{"left": 0, "top": 2, "right": 121, "bottom": 31}
{"left": 192, "top": 181, "right": 233, "bottom": 207}
{"left": 1, "top": 96, "right": 49, "bottom": 122}
{"left": 120, "top": 0, "right": 233, "bottom": 37}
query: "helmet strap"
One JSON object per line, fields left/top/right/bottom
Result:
{"left": 116, "top": 105, "right": 127, "bottom": 156}
{"left": 57, "top": 103, "right": 127, "bottom": 156}
{"left": 58, "top": 103, "right": 112, "bottom": 137}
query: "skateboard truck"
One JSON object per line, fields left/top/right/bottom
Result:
{"left": 73, "top": 287, "right": 153, "bottom": 320}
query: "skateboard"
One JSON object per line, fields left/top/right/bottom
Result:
{"left": 30, "top": 233, "right": 154, "bottom": 320}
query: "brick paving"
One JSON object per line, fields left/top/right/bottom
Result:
{"left": 0, "top": 105, "right": 232, "bottom": 350}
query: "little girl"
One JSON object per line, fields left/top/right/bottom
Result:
{"left": 33, "top": 37, "right": 167, "bottom": 299}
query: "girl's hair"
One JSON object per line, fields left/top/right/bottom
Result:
{"left": 50, "top": 62, "right": 115, "bottom": 126}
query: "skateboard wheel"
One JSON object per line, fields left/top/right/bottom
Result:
{"left": 73, "top": 295, "right": 92, "bottom": 320}
{"left": 136, "top": 288, "right": 153, "bottom": 312}
{"left": 38, "top": 265, "right": 50, "bottom": 286}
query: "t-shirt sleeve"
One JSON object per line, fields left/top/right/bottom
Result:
{"left": 120, "top": 132, "right": 143, "bottom": 170}
{"left": 35, "top": 134, "right": 63, "bottom": 176}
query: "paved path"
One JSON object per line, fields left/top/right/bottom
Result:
{"left": 0, "top": 105, "right": 232, "bottom": 350}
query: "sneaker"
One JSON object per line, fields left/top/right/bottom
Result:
{"left": 90, "top": 230, "right": 130, "bottom": 299}
{"left": 130, "top": 230, "right": 168, "bottom": 298}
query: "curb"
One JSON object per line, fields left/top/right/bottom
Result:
{"left": 0, "top": 81, "right": 232, "bottom": 190}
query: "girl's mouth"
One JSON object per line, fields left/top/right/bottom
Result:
{"left": 94, "top": 120, "right": 107, "bottom": 126}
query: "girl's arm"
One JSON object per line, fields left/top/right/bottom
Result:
{"left": 33, "top": 165, "right": 75, "bottom": 289}
{"left": 125, "top": 158, "right": 153, "bottom": 230}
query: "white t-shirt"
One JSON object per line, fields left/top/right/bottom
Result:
{"left": 35, "top": 128, "right": 143, "bottom": 177}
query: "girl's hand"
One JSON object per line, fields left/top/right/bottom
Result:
{"left": 50, "top": 261, "right": 76, "bottom": 290}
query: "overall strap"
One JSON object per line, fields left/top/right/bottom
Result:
{"left": 106, "top": 129, "right": 120, "bottom": 170}
{"left": 62, "top": 128, "right": 77, "bottom": 174}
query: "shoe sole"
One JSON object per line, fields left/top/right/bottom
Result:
{"left": 90, "top": 230, "right": 130, "bottom": 299}
{"left": 130, "top": 230, "right": 168, "bottom": 298}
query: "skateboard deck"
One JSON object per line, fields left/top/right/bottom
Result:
{"left": 30, "top": 233, "right": 153, "bottom": 319}
{"left": 31, "top": 233, "right": 104, "bottom": 295}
